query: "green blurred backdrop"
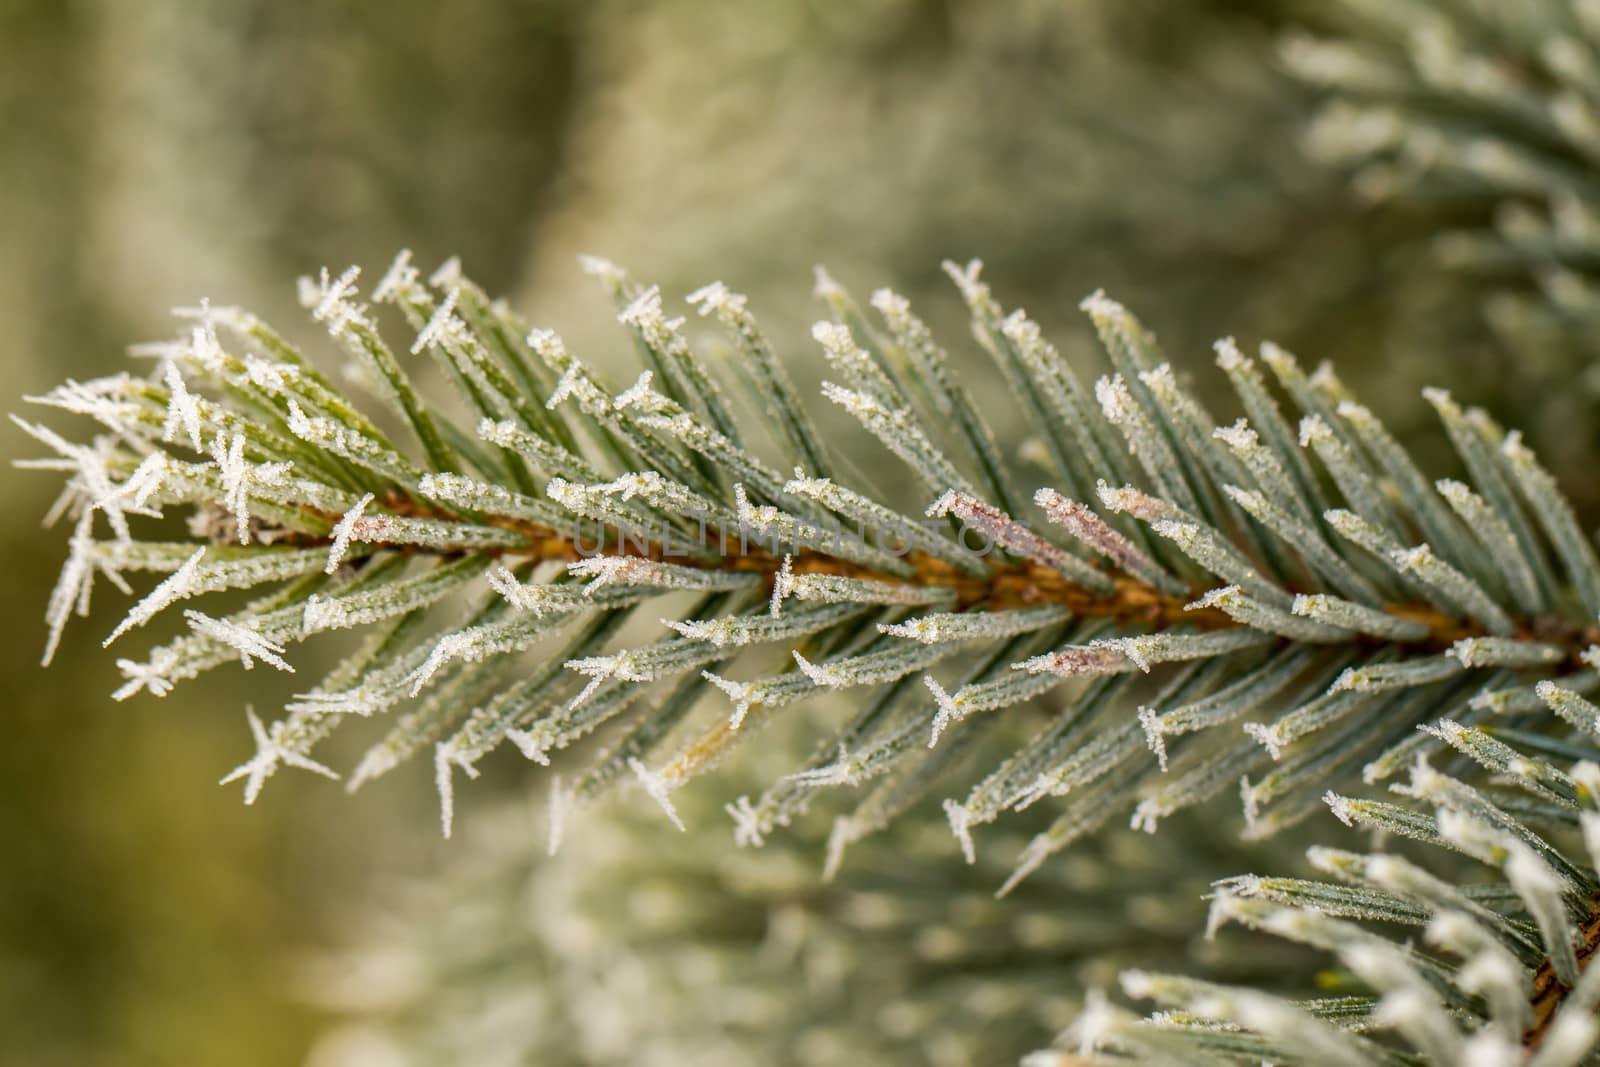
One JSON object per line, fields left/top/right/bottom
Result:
{"left": 0, "top": 2, "right": 1561, "bottom": 1063}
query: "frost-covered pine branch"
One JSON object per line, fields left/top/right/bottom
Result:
{"left": 1053, "top": 736, "right": 1600, "bottom": 1066}
{"left": 17, "top": 251, "right": 1600, "bottom": 897}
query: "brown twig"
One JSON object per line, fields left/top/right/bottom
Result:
{"left": 1525, "top": 893, "right": 1600, "bottom": 1048}
{"left": 259, "top": 492, "right": 1600, "bottom": 666}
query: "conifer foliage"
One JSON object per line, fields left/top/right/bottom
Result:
{"left": 20, "top": 245, "right": 1600, "bottom": 1063}
{"left": 17, "top": 243, "right": 1600, "bottom": 849}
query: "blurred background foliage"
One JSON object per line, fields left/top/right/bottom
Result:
{"left": 2, "top": 0, "right": 1591, "bottom": 1064}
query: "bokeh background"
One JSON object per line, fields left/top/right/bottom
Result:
{"left": 2, "top": 2, "right": 1587, "bottom": 1064}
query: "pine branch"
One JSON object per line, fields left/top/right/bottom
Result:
{"left": 1054, "top": 741, "right": 1600, "bottom": 1066}
{"left": 18, "top": 251, "right": 1600, "bottom": 887}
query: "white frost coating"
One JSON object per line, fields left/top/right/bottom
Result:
{"left": 613, "top": 370, "right": 657, "bottom": 412}
{"left": 1212, "top": 417, "right": 1257, "bottom": 453}
{"left": 1392, "top": 543, "right": 1513, "bottom": 634}
{"left": 407, "top": 632, "right": 477, "bottom": 696}
{"left": 769, "top": 554, "right": 794, "bottom": 617}
{"left": 1191, "top": 583, "right": 1349, "bottom": 642}
{"left": 819, "top": 380, "right": 880, "bottom": 421}
{"left": 410, "top": 287, "right": 470, "bottom": 354}
{"left": 42, "top": 511, "right": 96, "bottom": 666}
{"left": 790, "top": 651, "right": 838, "bottom": 687}
{"left": 218, "top": 707, "right": 337, "bottom": 804}
{"left": 1026, "top": 628, "right": 1272, "bottom": 677}
{"left": 566, "top": 556, "right": 754, "bottom": 595}
{"left": 880, "top": 604, "right": 1066, "bottom": 646}
{"left": 212, "top": 433, "right": 291, "bottom": 545}
{"left": 1333, "top": 654, "right": 1463, "bottom": 692}
{"left": 943, "top": 258, "right": 991, "bottom": 309}
{"left": 1077, "top": 287, "right": 1132, "bottom": 325}
{"left": 427, "top": 255, "right": 461, "bottom": 290}
{"left": 1093, "top": 374, "right": 1137, "bottom": 430}
{"left": 484, "top": 565, "right": 609, "bottom": 618}
{"left": 1136, "top": 706, "right": 1172, "bottom": 771}
{"left": 1435, "top": 477, "right": 1543, "bottom": 615}
{"left": 104, "top": 547, "right": 206, "bottom": 646}
{"left": 1541, "top": 681, "right": 1600, "bottom": 738}
{"left": 786, "top": 467, "right": 981, "bottom": 575}
{"left": 241, "top": 354, "right": 298, "bottom": 395}
{"left": 326, "top": 492, "right": 376, "bottom": 574}
{"left": 183, "top": 609, "right": 295, "bottom": 672}
{"left": 1448, "top": 637, "right": 1563, "bottom": 668}
{"left": 922, "top": 676, "right": 966, "bottom": 748}
{"left": 821, "top": 816, "right": 856, "bottom": 881}
{"left": 285, "top": 399, "right": 416, "bottom": 484}
{"left": 111, "top": 453, "right": 174, "bottom": 515}
{"left": 628, "top": 757, "right": 685, "bottom": 831}
{"left": 525, "top": 326, "right": 565, "bottom": 363}
{"left": 564, "top": 650, "right": 643, "bottom": 709}
{"left": 161, "top": 362, "right": 204, "bottom": 450}
{"left": 418, "top": 471, "right": 551, "bottom": 522}
{"left": 688, "top": 280, "right": 748, "bottom": 320}
{"left": 13, "top": 415, "right": 138, "bottom": 541}
{"left": 1323, "top": 790, "right": 1358, "bottom": 827}
{"left": 112, "top": 647, "right": 181, "bottom": 700}
{"left": 703, "top": 671, "right": 761, "bottom": 729}
{"left": 1241, "top": 722, "right": 1286, "bottom": 762}
{"left": 1325, "top": 507, "right": 1400, "bottom": 556}
{"left": 305, "top": 265, "right": 369, "bottom": 339}
{"left": 725, "top": 794, "right": 765, "bottom": 848}
{"left": 1212, "top": 335, "right": 1249, "bottom": 372}
{"left": 780, "top": 741, "right": 862, "bottom": 788}
{"left": 371, "top": 248, "right": 422, "bottom": 305}
{"left": 1292, "top": 592, "right": 1428, "bottom": 642}
{"left": 501, "top": 724, "right": 553, "bottom": 766}
{"left": 810, "top": 319, "right": 852, "bottom": 355}
{"left": 176, "top": 314, "right": 227, "bottom": 373}
{"left": 619, "top": 287, "right": 687, "bottom": 351}
{"left": 545, "top": 362, "right": 608, "bottom": 417}
{"left": 433, "top": 742, "right": 480, "bottom": 839}
{"left": 791, "top": 570, "right": 953, "bottom": 611}
{"left": 25, "top": 374, "right": 145, "bottom": 441}
{"left": 943, "top": 798, "right": 976, "bottom": 864}
{"left": 1063, "top": 989, "right": 1118, "bottom": 1060}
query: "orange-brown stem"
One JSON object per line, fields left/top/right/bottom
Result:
{"left": 1525, "top": 893, "right": 1600, "bottom": 1048}
{"left": 260, "top": 492, "right": 1600, "bottom": 664}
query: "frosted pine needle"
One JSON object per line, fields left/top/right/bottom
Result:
{"left": 218, "top": 707, "right": 337, "bottom": 804}
{"left": 565, "top": 556, "right": 756, "bottom": 595}
{"left": 628, "top": 757, "right": 686, "bottom": 832}
{"left": 182, "top": 610, "right": 295, "bottom": 672}
{"left": 325, "top": 493, "right": 375, "bottom": 574}
{"left": 161, "top": 362, "right": 204, "bottom": 451}
{"left": 103, "top": 547, "right": 207, "bottom": 646}
{"left": 928, "top": 489, "right": 1109, "bottom": 591}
